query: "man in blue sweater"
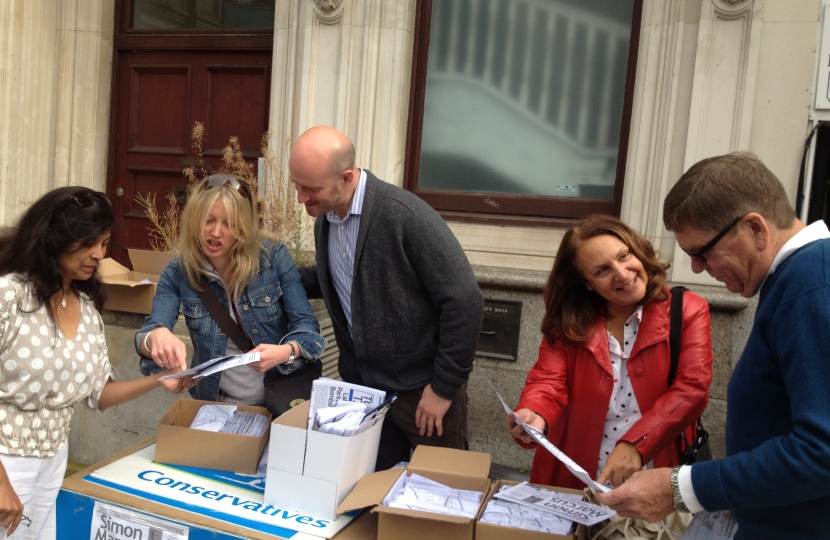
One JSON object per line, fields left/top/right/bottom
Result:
{"left": 598, "top": 153, "right": 830, "bottom": 538}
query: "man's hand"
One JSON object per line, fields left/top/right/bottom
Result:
{"left": 415, "top": 384, "right": 453, "bottom": 437}
{"left": 595, "top": 467, "right": 675, "bottom": 522}
{"left": 0, "top": 464, "right": 23, "bottom": 535}
{"left": 145, "top": 328, "right": 187, "bottom": 371}
{"left": 506, "top": 408, "right": 547, "bottom": 444}
{"left": 597, "top": 441, "right": 643, "bottom": 487}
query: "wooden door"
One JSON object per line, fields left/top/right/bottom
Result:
{"left": 109, "top": 50, "right": 271, "bottom": 266}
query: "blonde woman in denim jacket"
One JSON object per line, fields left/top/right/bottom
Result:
{"left": 136, "top": 175, "right": 326, "bottom": 415}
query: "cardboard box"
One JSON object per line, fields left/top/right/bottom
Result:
{"left": 336, "top": 445, "right": 492, "bottom": 540}
{"left": 58, "top": 437, "right": 378, "bottom": 540}
{"left": 100, "top": 248, "right": 174, "bottom": 314}
{"left": 475, "top": 480, "right": 587, "bottom": 540}
{"left": 265, "top": 400, "right": 384, "bottom": 521}
{"left": 155, "top": 398, "right": 271, "bottom": 475}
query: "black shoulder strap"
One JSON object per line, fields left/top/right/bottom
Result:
{"left": 194, "top": 279, "right": 255, "bottom": 352}
{"left": 668, "top": 286, "right": 687, "bottom": 387}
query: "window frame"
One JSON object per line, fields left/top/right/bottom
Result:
{"left": 115, "top": 0, "right": 275, "bottom": 50}
{"left": 404, "top": 0, "right": 644, "bottom": 227}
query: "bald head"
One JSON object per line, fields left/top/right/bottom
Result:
{"left": 290, "top": 126, "right": 355, "bottom": 180}
{"left": 289, "top": 126, "right": 359, "bottom": 219}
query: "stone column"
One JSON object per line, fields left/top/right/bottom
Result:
{"left": 0, "top": 0, "right": 114, "bottom": 226}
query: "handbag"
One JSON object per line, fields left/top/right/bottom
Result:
{"left": 668, "top": 286, "right": 712, "bottom": 465}
{"left": 195, "top": 279, "right": 321, "bottom": 417}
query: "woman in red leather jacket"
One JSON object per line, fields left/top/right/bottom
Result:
{"left": 506, "top": 215, "right": 713, "bottom": 489}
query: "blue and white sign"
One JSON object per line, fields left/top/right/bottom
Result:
{"left": 83, "top": 444, "right": 357, "bottom": 539}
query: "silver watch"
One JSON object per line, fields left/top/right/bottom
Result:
{"left": 670, "top": 465, "right": 690, "bottom": 513}
{"left": 287, "top": 342, "right": 297, "bottom": 363}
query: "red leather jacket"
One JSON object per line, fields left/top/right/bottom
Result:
{"left": 515, "top": 288, "right": 713, "bottom": 489}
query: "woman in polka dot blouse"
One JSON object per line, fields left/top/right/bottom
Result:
{"left": 505, "top": 215, "right": 713, "bottom": 490}
{"left": 0, "top": 187, "right": 191, "bottom": 539}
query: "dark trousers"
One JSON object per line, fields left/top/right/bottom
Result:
{"left": 375, "top": 383, "right": 469, "bottom": 471}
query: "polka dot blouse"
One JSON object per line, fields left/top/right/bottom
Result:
{"left": 0, "top": 275, "right": 112, "bottom": 457}
{"left": 597, "top": 305, "right": 654, "bottom": 479}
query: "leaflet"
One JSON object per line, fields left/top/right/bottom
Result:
{"left": 481, "top": 489, "right": 575, "bottom": 535}
{"left": 681, "top": 512, "right": 738, "bottom": 540}
{"left": 492, "top": 384, "right": 611, "bottom": 493}
{"left": 494, "top": 482, "right": 615, "bottom": 527}
{"left": 307, "top": 378, "right": 386, "bottom": 431}
{"left": 159, "top": 352, "right": 260, "bottom": 380}
{"left": 384, "top": 474, "right": 484, "bottom": 519}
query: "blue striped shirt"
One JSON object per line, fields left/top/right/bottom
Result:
{"left": 327, "top": 169, "right": 367, "bottom": 336}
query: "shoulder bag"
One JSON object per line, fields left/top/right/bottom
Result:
{"left": 195, "top": 279, "right": 321, "bottom": 417}
{"left": 668, "top": 286, "right": 712, "bottom": 464}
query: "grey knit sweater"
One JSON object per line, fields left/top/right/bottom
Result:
{"left": 300, "top": 171, "right": 483, "bottom": 399}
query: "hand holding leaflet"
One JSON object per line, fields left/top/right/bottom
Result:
{"left": 159, "top": 352, "right": 260, "bottom": 380}
{"left": 492, "top": 384, "right": 611, "bottom": 493}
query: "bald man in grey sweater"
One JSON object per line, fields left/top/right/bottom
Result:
{"left": 291, "top": 126, "right": 483, "bottom": 470}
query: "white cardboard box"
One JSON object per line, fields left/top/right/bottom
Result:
{"left": 265, "top": 400, "right": 384, "bottom": 521}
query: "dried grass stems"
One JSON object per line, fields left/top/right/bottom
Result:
{"left": 135, "top": 121, "right": 313, "bottom": 266}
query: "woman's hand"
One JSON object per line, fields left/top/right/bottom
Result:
{"left": 144, "top": 328, "right": 187, "bottom": 371}
{"left": 506, "top": 408, "right": 547, "bottom": 444}
{"left": 247, "top": 343, "right": 295, "bottom": 373}
{"left": 157, "top": 370, "right": 197, "bottom": 394}
{"left": 0, "top": 464, "right": 23, "bottom": 535}
{"left": 597, "top": 441, "right": 643, "bottom": 487}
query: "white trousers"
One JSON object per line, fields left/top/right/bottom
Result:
{"left": 0, "top": 443, "right": 68, "bottom": 540}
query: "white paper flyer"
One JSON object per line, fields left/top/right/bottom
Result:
{"left": 681, "top": 511, "right": 738, "bottom": 540}
{"left": 492, "top": 385, "right": 611, "bottom": 493}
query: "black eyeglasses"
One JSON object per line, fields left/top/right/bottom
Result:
{"left": 62, "top": 190, "right": 111, "bottom": 209}
{"left": 686, "top": 214, "right": 745, "bottom": 262}
{"left": 204, "top": 174, "right": 252, "bottom": 201}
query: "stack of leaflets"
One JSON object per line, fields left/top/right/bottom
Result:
{"left": 220, "top": 411, "right": 269, "bottom": 436}
{"left": 384, "top": 474, "right": 483, "bottom": 518}
{"left": 190, "top": 404, "right": 268, "bottom": 437}
{"left": 481, "top": 485, "right": 577, "bottom": 534}
{"left": 493, "top": 482, "right": 615, "bottom": 527}
{"left": 307, "top": 378, "right": 395, "bottom": 437}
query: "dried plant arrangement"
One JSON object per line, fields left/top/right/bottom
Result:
{"left": 136, "top": 121, "right": 313, "bottom": 266}
{"left": 133, "top": 191, "right": 180, "bottom": 252}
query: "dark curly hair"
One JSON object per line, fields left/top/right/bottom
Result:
{"left": 541, "top": 214, "right": 669, "bottom": 344}
{"left": 0, "top": 186, "right": 116, "bottom": 315}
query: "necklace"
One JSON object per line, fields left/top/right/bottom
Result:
{"left": 59, "top": 290, "right": 67, "bottom": 308}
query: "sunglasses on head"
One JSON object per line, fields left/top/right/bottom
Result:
{"left": 204, "top": 174, "right": 252, "bottom": 201}
{"left": 62, "top": 190, "right": 111, "bottom": 209}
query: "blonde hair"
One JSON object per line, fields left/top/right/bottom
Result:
{"left": 179, "top": 179, "right": 263, "bottom": 295}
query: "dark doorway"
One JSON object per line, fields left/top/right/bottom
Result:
{"left": 107, "top": 1, "right": 273, "bottom": 266}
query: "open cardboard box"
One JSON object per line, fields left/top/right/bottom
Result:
{"left": 336, "top": 445, "right": 492, "bottom": 540}
{"left": 265, "top": 400, "right": 384, "bottom": 521}
{"left": 100, "top": 249, "right": 174, "bottom": 314}
{"left": 155, "top": 398, "right": 271, "bottom": 475}
{"left": 476, "top": 480, "right": 587, "bottom": 540}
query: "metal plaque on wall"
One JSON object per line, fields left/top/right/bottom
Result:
{"left": 476, "top": 299, "right": 522, "bottom": 361}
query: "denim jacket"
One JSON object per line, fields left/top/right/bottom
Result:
{"left": 136, "top": 240, "right": 327, "bottom": 401}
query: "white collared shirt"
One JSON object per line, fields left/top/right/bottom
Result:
{"left": 679, "top": 220, "right": 830, "bottom": 513}
{"left": 326, "top": 169, "right": 367, "bottom": 336}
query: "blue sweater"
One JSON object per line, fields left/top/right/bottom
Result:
{"left": 691, "top": 239, "right": 830, "bottom": 539}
